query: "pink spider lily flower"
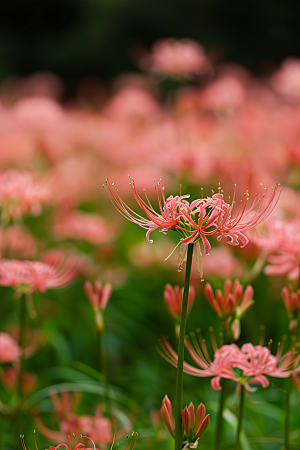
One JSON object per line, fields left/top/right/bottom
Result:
{"left": 0, "top": 332, "right": 21, "bottom": 363}
{"left": 34, "top": 391, "right": 132, "bottom": 447}
{"left": 236, "top": 343, "right": 296, "bottom": 388}
{"left": 281, "top": 286, "right": 300, "bottom": 333}
{"left": 250, "top": 217, "right": 300, "bottom": 280}
{"left": 204, "top": 280, "right": 254, "bottom": 340}
{"left": 163, "top": 284, "right": 195, "bottom": 321}
{"left": 0, "top": 169, "right": 51, "bottom": 218}
{"left": 158, "top": 333, "right": 296, "bottom": 391}
{"left": 161, "top": 395, "right": 209, "bottom": 448}
{"left": 0, "top": 251, "right": 83, "bottom": 293}
{"left": 104, "top": 178, "right": 280, "bottom": 278}
{"left": 140, "top": 38, "right": 209, "bottom": 78}
{"left": 54, "top": 210, "right": 115, "bottom": 245}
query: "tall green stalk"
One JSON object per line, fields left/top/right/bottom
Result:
{"left": 16, "top": 293, "right": 27, "bottom": 432}
{"left": 174, "top": 243, "right": 194, "bottom": 450}
{"left": 235, "top": 385, "right": 245, "bottom": 450}
{"left": 96, "top": 328, "right": 111, "bottom": 418}
{"left": 215, "top": 380, "right": 226, "bottom": 450}
{"left": 285, "top": 375, "right": 292, "bottom": 450}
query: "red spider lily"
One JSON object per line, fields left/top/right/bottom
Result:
{"left": 34, "top": 391, "right": 133, "bottom": 447}
{"left": 158, "top": 333, "right": 296, "bottom": 391}
{"left": 161, "top": 395, "right": 209, "bottom": 447}
{"left": 0, "top": 251, "right": 83, "bottom": 293}
{"left": 0, "top": 169, "right": 51, "bottom": 218}
{"left": 250, "top": 217, "right": 300, "bottom": 280}
{"left": 104, "top": 178, "right": 281, "bottom": 257}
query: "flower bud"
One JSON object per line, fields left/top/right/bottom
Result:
{"left": 160, "top": 395, "right": 175, "bottom": 437}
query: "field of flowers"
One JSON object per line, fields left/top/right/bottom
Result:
{"left": 1, "top": 38, "right": 300, "bottom": 450}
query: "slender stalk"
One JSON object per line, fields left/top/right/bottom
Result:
{"left": 97, "top": 329, "right": 112, "bottom": 418}
{"left": 175, "top": 243, "right": 194, "bottom": 450}
{"left": 235, "top": 385, "right": 245, "bottom": 450}
{"left": 16, "top": 293, "right": 27, "bottom": 432}
{"left": 214, "top": 380, "right": 226, "bottom": 450}
{"left": 284, "top": 375, "right": 292, "bottom": 450}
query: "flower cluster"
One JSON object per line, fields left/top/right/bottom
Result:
{"left": 161, "top": 396, "right": 209, "bottom": 448}
{"left": 204, "top": 279, "right": 254, "bottom": 340}
{"left": 159, "top": 334, "right": 296, "bottom": 391}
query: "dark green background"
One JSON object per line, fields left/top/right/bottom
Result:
{"left": 1, "top": 0, "right": 300, "bottom": 94}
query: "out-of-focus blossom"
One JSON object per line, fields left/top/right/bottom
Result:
{"left": 0, "top": 251, "right": 83, "bottom": 293}
{"left": 85, "top": 281, "right": 112, "bottom": 332}
{"left": 54, "top": 210, "right": 115, "bottom": 245}
{"left": 161, "top": 395, "right": 209, "bottom": 448}
{"left": 158, "top": 335, "right": 296, "bottom": 391}
{"left": 201, "top": 247, "right": 242, "bottom": 280}
{"left": 251, "top": 217, "right": 300, "bottom": 280}
{"left": 34, "top": 391, "right": 131, "bottom": 448}
{"left": 0, "top": 332, "right": 21, "bottom": 363}
{"left": 281, "top": 286, "right": 300, "bottom": 334}
{"left": 103, "top": 86, "right": 162, "bottom": 121}
{"left": 271, "top": 57, "right": 300, "bottom": 102}
{"left": 204, "top": 280, "right": 254, "bottom": 340}
{"left": 199, "top": 75, "right": 247, "bottom": 114}
{"left": 163, "top": 284, "right": 195, "bottom": 321}
{"left": 1, "top": 366, "right": 37, "bottom": 394}
{"left": 0, "top": 169, "right": 51, "bottom": 218}
{"left": 0, "top": 225, "right": 37, "bottom": 259}
{"left": 140, "top": 38, "right": 209, "bottom": 78}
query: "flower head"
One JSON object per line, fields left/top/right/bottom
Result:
{"left": 140, "top": 38, "right": 208, "bottom": 78}
{"left": 105, "top": 178, "right": 280, "bottom": 279}
{"left": 0, "top": 251, "right": 83, "bottom": 293}
{"left": 0, "top": 169, "right": 50, "bottom": 218}
{"left": 105, "top": 178, "right": 280, "bottom": 252}
{"left": 158, "top": 333, "right": 296, "bottom": 391}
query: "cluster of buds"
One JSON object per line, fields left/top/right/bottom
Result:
{"left": 281, "top": 286, "right": 300, "bottom": 334}
{"left": 161, "top": 396, "right": 209, "bottom": 449}
{"left": 204, "top": 280, "right": 254, "bottom": 341}
{"left": 84, "top": 281, "right": 112, "bottom": 332}
{"left": 163, "top": 284, "right": 195, "bottom": 337}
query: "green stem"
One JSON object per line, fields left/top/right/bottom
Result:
{"left": 285, "top": 375, "right": 292, "bottom": 450}
{"left": 97, "top": 329, "right": 112, "bottom": 418}
{"left": 175, "top": 243, "right": 194, "bottom": 450}
{"left": 17, "top": 293, "right": 27, "bottom": 432}
{"left": 214, "top": 380, "right": 226, "bottom": 450}
{"left": 235, "top": 385, "right": 245, "bottom": 450}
